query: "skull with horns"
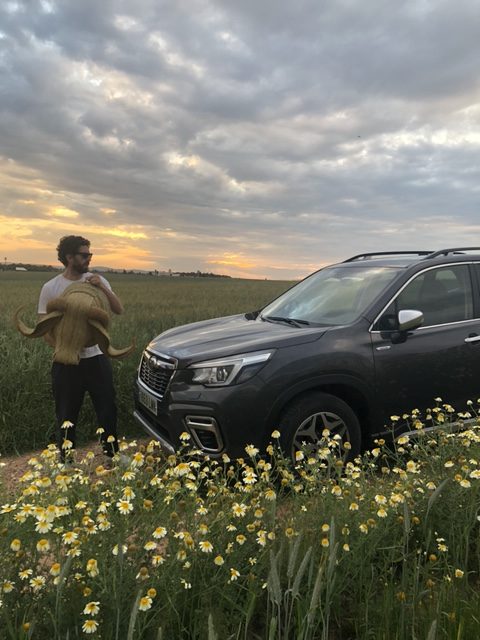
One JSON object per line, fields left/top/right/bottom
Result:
{"left": 14, "top": 282, "right": 135, "bottom": 365}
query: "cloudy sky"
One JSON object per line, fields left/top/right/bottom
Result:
{"left": 1, "top": 0, "right": 480, "bottom": 279}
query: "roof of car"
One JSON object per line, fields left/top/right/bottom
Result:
{"left": 336, "top": 248, "right": 480, "bottom": 269}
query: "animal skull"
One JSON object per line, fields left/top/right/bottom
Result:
{"left": 14, "top": 282, "right": 135, "bottom": 365}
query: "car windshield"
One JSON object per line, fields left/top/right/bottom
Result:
{"left": 261, "top": 265, "right": 401, "bottom": 326}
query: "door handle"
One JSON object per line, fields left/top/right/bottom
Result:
{"left": 465, "top": 334, "right": 480, "bottom": 343}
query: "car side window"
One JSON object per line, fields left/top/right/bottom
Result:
{"left": 374, "top": 265, "right": 474, "bottom": 330}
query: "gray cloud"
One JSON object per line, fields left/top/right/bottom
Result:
{"left": 1, "top": 0, "right": 480, "bottom": 277}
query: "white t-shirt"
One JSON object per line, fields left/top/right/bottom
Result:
{"left": 38, "top": 273, "right": 113, "bottom": 359}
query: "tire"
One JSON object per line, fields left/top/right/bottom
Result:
{"left": 279, "top": 392, "right": 362, "bottom": 463}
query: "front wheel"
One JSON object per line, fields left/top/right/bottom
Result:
{"left": 278, "top": 392, "right": 362, "bottom": 464}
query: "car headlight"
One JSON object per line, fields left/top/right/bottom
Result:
{"left": 189, "top": 351, "right": 273, "bottom": 386}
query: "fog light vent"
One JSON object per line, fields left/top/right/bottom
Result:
{"left": 185, "top": 416, "right": 223, "bottom": 453}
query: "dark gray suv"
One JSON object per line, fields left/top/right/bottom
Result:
{"left": 133, "top": 247, "right": 480, "bottom": 459}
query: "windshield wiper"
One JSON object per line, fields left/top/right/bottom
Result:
{"left": 261, "top": 315, "right": 310, "bottom": 328}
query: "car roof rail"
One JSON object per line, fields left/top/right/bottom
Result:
{"left": 344, "top": 251, "right": 433, "bottom": 262}
{"left": 424, "top": 247, "right": 480, "bottom": 259}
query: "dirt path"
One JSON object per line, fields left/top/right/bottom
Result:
{"left": 0, "top": 438, "right": 150, "bottom": 495}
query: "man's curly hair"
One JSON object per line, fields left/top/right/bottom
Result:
{"left": 56, "top": 236, "right": 90, "bottom": 266}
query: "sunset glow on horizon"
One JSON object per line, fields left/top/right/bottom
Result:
{"left": 1, "top": 2, "right": 480, "bottom": 280}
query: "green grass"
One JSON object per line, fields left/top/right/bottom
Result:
{"left": 0, "top": 271, "right": 291, "bottom": 455}
{"left": 2, "top": 271, "right": 480, "bottom": 638}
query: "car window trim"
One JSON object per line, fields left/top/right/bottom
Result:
{"left": 470, "top": 263, "right": 480, "bottom": 319}
{"left": 369, "top": 261, "right": 480, "bottom": 333}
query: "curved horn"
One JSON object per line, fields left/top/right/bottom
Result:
{"left": 14, "top": 307, "right": 63, "bottom": 338}
{"left": 87, "top": 307, "right": 110, "bottom": 327}
{"left": 46, "top": 298, "right": 68, "bottom": 314}
{"left": 88, "top": 319, "right": 136, "bottom": 359}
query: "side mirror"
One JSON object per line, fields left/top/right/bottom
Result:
{"left": 398, "top": 309, "right": 424, "bottom": 332}
{"left": 390, "top": 310, "right": 424, "bottom": 344}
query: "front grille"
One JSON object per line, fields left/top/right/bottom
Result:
{"left": 139, "top": 350, "right": 176, "bottom": 399}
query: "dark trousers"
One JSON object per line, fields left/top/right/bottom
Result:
{"left": 51, "top": 355, "right": 119, "bottom": 458}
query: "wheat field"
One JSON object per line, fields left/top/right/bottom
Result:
{"left": 0, "top": 271, "right": 291, "bottom": 455}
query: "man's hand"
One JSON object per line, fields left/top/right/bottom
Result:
{"left": 85, "top": 275, "right": 124, "bottom": 315}
{"left": 85, "top": 275, "right": 103, "bottom": 288}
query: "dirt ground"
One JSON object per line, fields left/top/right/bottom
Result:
{"left": 0, "top": 438, "right": 150, "bottom": 495}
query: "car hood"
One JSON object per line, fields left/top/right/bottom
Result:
{"left": 146, "top": 314, "right": 327, "bottom": 365}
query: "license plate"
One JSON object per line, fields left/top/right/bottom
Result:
{"left": 139, "top": 388, "right": 158, "bottom": 416}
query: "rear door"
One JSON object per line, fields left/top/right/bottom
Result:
{"left": 371, "top": 263, "right": 480, "bottom": 424}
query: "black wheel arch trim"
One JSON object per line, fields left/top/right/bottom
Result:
{"left": 265, "top": 374, "right": 379, "bottom": 438}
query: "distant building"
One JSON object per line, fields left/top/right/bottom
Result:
{"left": 15, "top": 266, "right": 27, "bottom": 271}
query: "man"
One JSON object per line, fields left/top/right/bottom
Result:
{"left": 38, "top": 235, "right": 124, "bottom": 463}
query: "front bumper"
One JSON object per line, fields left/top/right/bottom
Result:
{"left": 132, "top": 408, "right": 176, "bottom": 455}
{"left": 133, "top": 377, "right": 271, "bottom": 458}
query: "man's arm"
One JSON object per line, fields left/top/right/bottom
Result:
{"left": 37, "top": 282, "right": 55, "bottom": 347}
{"left": 86, "top": 275, "right": 124, "bottom": 315}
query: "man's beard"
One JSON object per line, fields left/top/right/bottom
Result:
{"left": 73, "top": 263, "right": 89, "bottom": 275}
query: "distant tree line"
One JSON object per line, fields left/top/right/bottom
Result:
{"left": 165, "top": 271, "right": 230, "bottom": 278}
{"left": 118, "top": 269, "right": 230, "bottom": 278}
{"left": 2, "top": 263, "right": 230, "bottom": 278}
{"left": 1, "top": 263, "right": 60, "bottom": 272}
